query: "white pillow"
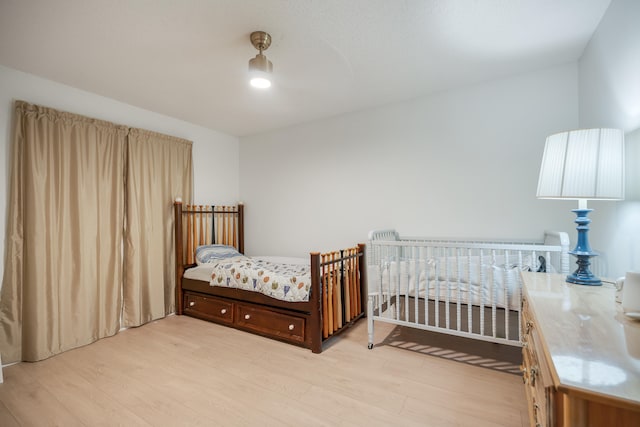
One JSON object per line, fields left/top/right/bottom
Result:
{"left": 195, "top": 244, "right": 241, "bottom": 265}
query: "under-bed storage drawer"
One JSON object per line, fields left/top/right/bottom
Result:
{"left": 184, "top": 293, "right": 234, "bottom": 325}
{"left": 235, "top": 304, "right": 305, "bottom": 344}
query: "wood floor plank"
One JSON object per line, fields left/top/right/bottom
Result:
{"left": 0, "top": 363, "right": 85, "bottom": 426}
{"left": 0, "top": 314, "right": 527, "bottom": 426}
{"left": 0, "top": 400, "right": 20, "bottom": 427}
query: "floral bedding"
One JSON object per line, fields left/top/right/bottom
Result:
{"left": 209, "top": 255, "right": 311, "bottom": 302}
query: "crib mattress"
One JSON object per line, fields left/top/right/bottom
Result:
{"left": 368, "top": 259, "right": 523, "bottom": 310}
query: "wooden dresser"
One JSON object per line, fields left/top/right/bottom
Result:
{"left": 521, "top": 272, "right": 640, "bottom": 426}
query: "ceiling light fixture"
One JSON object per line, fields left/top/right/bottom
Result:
{"left": 248, "top": 31, "right": 273, "bottom": 89}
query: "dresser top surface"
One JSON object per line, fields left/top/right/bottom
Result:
{"left": 522, "top": 272, "right": 640, "bottom": 406}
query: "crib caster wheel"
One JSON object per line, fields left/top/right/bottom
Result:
{"left": 368, "top": 343, "right": 374, "bottom": 349}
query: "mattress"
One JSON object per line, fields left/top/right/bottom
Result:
{"left": 368, "top": 256, "right": 532, "bottom": 310}
{"left": 184, "top": 255, "right": 311, "bottom": 302}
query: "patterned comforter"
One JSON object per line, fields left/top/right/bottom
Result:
{"left": 209, "top": 256, "right": 311, "bottom": 302}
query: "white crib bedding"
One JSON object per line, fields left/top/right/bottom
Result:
{"left": 184, "top": 255, "right": 312, "bottom": 302}
{"left": 368, "top": 256, "right": 532, "bottom": 310}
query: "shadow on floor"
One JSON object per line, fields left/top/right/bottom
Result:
{"left": 379, "top": 326, "right": 523, "bottom": 375}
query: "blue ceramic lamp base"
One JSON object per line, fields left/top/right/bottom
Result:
{"left": 566, "top": 208, "right": 601, "bottom": 286}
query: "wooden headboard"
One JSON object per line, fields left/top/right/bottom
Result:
{"left": 173, "top": 200, "right": 244, "bottom": 313}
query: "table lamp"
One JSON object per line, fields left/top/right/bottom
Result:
{"left": 537, "top": 128, "right": 625, "bottom": 285}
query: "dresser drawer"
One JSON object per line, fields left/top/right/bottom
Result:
{"left": 522, "top": 298, "right": 553, "bottom": 426}
{"left": 522, "top": 348, "right": 537, "bottom": 426}
{"left": 184, "top": 293, "right": 234, "bottom": 324}
{"left": 523, "top": 310, "right": 553, "bottom": 388}
{"left": 235, "top": 304, "right": 305, "bottom": 343}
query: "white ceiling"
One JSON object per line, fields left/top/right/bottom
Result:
{"left": 0, "top": 0, "right": 611, "bottom": 137}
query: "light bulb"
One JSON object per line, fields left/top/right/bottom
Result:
{"left": 250, "top": 76, "right": 271, "bottom": 89}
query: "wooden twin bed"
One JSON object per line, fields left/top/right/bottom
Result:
{"left": 173, "top": 200, "right": 366, "bottom": 353}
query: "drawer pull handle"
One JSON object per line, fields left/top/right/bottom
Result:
{"left": 244, "top": 314, "right": 251, "bottom": 320}
{"left": 220, "top": 309, "right": 227, "bottom": 315}
{"left": 530, "top": 366, "right": 538, "bottom": 386}
{"left": 288, "top": 324, "right": 295, "bottom": 331}
{"left": 520, "top": 366, "right": 528, "bottom": 384}
{"left": 189, "top": 301, "right": 195, "bottom": 307}
{"left": 526, "top": 320, "right": 534, "bottom": 334}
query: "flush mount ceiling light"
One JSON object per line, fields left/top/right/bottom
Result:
{"left": 248, "top": 31, "right": 273, "bottom": 89}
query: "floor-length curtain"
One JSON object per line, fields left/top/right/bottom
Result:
{"left": 123, "top": 128, "right": 192, "bottom": 327}
{"left": 0, "top": 101, "right": 127, "bottom": 363}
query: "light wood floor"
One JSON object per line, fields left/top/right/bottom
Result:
{"left": 0, "top": 315, "right": 528, "bottom": 426}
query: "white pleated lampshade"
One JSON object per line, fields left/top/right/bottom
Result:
{"left": 537, "top": 128, "right": 625, "bottom": 200}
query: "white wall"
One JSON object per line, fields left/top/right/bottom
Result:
{"left": 7, "top": 0, "right": 636, "bottom": 279}
{"left": 240, "top": 64, "right": 579, "bottom": 257}
{"left": 578, "top": 0, "right": 640, "bottom": 278}
{"left": 0, "top": 65, "right": 240, "bottom": 283}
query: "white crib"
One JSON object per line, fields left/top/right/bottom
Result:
{"left": 366, "top": 230, "right": 570, "bottom": 348}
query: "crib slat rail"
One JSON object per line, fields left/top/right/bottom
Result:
{"left": 367, "top": 231, "right": 570, "bottom": 349}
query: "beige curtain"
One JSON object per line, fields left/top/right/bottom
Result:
{"left": 123, "top": 128, "right": 192, "bottom": 327}
{"left": 0, "top": 101, "right": 127, "bottom": 363}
